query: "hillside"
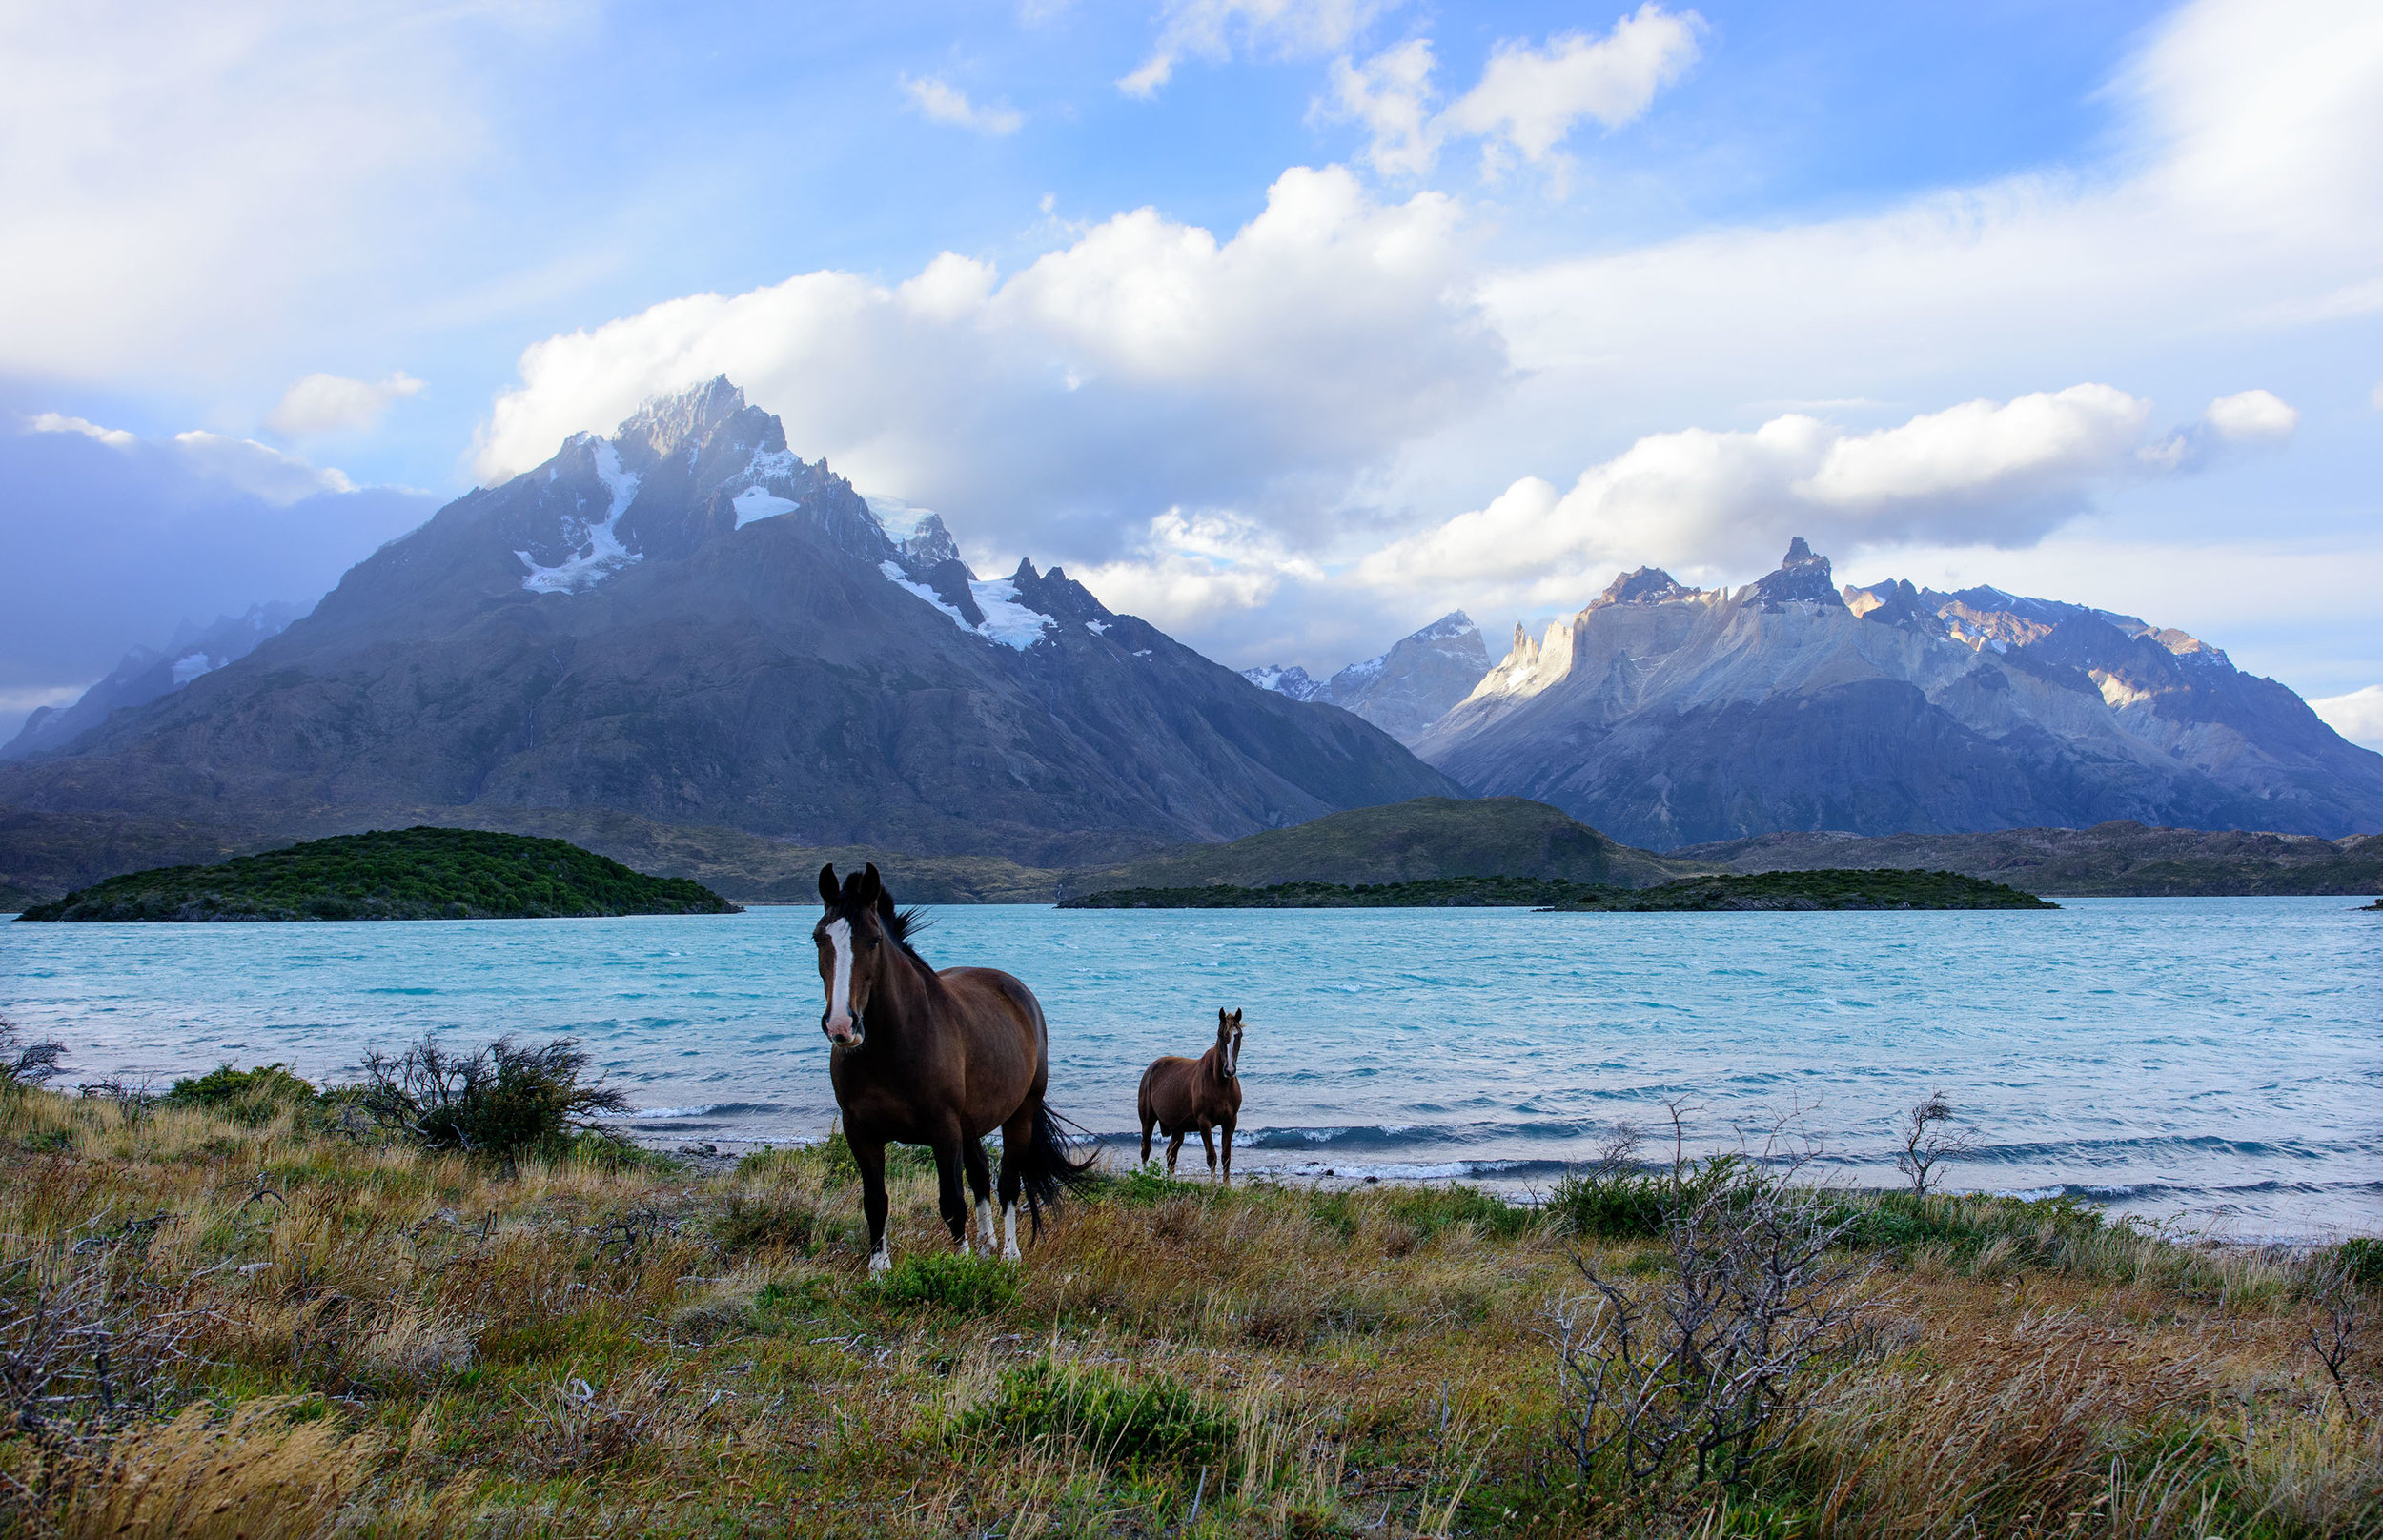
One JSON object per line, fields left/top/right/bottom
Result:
{"left": 15, "top": 826, "right": 741, "bottom": 922}
{"left": 1678, "top": 821, "right": 2383, "bottom": 897}
{"left": 1058, "top": 796, "right": 1694, "bottom": 897}
{"left": 1541, "top": 868, "right": 2057, "bottom": 911}
{"left": 0, "top": 379, "right": 1455, "bottom": 871}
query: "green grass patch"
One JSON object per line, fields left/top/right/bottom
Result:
{"left": 959, "top": 1355, "right": 1233, "bottom": 1468}
{"left": 866, "top": 1251, "right": 1019, "bottom": 1314}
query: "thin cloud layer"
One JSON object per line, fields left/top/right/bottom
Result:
{"left": 1120, "top": 0, "right": 1396, "bottom": 97}
{"left": 0, "top": 417, "right": 433, "bottom": 738}
{"left": 900, "top": 74, "right": 1025, "bottom": 135}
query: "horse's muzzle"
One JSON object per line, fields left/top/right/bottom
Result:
{"left": 821, "top": 1008, "right": 865, "bottom": 1047}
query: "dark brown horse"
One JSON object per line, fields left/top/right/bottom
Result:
{"left": 813, "top": 863, "right": 1091, "bottom": 1272}
{"left": 1137, "top": 1008, "right": 1244, "bottom": 1184}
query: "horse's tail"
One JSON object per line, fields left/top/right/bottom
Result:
{"left": 1017, "top": 1096, "right": 1099, "bottom": 1236}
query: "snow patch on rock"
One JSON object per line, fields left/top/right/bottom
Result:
{"left": 520, "top": 439, "right": 643, "bottom": 593}
{"left": 733, "top": 486, "right": 799, "bottom": 526}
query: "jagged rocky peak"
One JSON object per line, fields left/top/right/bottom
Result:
{"left": 1592, "top": 567, "right": 1700, "bottom": 608}
{"left": 1745, "top": 537, "right": 1847, "bottom": 611}
{"left": 1242, "top": 664, "right": 1328, "bottom": 700}
{"left": 1843, "top": 578, "right": 1947, "bottom": 637}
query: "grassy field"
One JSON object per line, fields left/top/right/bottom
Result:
{"left": 0, "top": 1085, "right": 2374, "bottom": 1538}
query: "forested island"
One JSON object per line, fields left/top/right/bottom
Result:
{"left": 13, "top": 826, "right": 741, "bottom": 922}
{"left": 1058, "top": 868, "right": 2055, "bottom": 911}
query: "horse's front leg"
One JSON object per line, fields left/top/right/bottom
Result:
{"left": 1198, "top": 1124, "right": 1217, "bottom": 1179}
{"left": 1220, "top": 1116, "right": 1234, "bottom": 1186}
{"left": 852, "top": 1134, "right": 893, "bottom": 1277}
{"left": 1164, "top": 1129, "right": 1185, "bottom": 1175}
{"left": 929, "top": 1129, "right": 970, "bottom": 1251}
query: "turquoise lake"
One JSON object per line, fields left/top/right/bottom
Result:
{"left": 4, "top": 898, "right": 2376, "bottom": 1238}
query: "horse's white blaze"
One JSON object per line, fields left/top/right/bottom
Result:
{"left": 1001, "top": 1201, "right": 1021, "bottom": 1261}
{"left": 975, "top": 1198, "right": 995, "bottom": 1255}
{"left": 825, "top": 917, "right": 855, "bottom": 1034}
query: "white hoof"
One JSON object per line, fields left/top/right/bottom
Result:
{"left": 1002, "top": 1241, "right": 1022, "bottom": 1263}
{"left": 867, "top": 1247, "right": 892, "bottom": 1277}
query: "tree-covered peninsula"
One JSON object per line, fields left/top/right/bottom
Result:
{"left": 14, "top": 826, "right": 741, "bottom": 922}
{"left": 1060, "top": 868, "right": 2056, "bottom": 911}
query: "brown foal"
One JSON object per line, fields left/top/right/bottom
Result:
{"left": 1136, "top": 1008, "right": 1245, "bottom": 1184}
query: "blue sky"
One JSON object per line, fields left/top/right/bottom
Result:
{"left": 3, "top": 0, "right": 2378, "bottom": 744}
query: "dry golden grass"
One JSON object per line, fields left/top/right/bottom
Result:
{"left": 0, "top": 1085, "right": 2373, "bottom": 1538}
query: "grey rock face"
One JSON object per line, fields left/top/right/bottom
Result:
{"left": 0, "top": 379, "right": 1457, "bottom": 864}
{"left": 1242, "top": 611, "right": 1492, "bottom": 745}
{"left": 1416, "top": 537, "right": 2383, "bottom": 848}
{"left": 3, "top": 602, "right": 302, "bottom": 760}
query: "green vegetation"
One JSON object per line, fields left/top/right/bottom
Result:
{"left": 1061, "top": 875, "right": 1623, "bottom": 907}
{"left": 0, "top": 1080, "right": 2373, "bottom": 1536}
{"left": 1063, "top": 796, "right": 1698, "bottom": 896}
{"left": 1543, "top": 867, "right": 2056, "bottom": 910}
{"left": 1066, "top": 867, "right": 2056, "bottom": 910}
{"left": 15, "top": 825, "right": 741, "bottom": 921}
{"left": 160, "top": 1062, "right": 319, "bottom": 1126}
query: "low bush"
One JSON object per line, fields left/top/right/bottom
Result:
{"left": 352, "top": 1033, "right": 628, "bottom": 1165}
{"left": 1828, "top": 1189, "right": 2107, "bottom": 1265}
{"left": 869, "top": 1251, "right": 1019, "bottom": 1314}
{"left": 738, "top": 1125, "right": 941, "bottom": 1185}
{"left": 714, "top": 1191, "right": 845, "bottom": 1255}
{"left": 160, "top": 1063, "right": 317, "bottom": 1127}
{"left": 0, "top": 1020, "right": 65, "bottom": 1095}
{"left": 959, "top": 1354, "right": 1232, "bottom": 1468}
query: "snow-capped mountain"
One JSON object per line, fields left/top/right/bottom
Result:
{"left": 0, "top": 380, "right": 1455, "bottom": 862}
{"left": 2, "top": 602, "right": 302, "bottom": 760}
{"left": 1243, "top": 611, "right": 1491, "bottom": 744}
{"left": 1416, "top": 539, "right": 2383, "bottom": 849}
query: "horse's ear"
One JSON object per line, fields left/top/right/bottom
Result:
{"left": 875, "top": 887, "right": 897, "bottom": 927}
{"left": 857, "top": 863, "right": 883, "bottom": 907}
{"left": 1230, "top": 1009, "right": 1244, "bottom": 1027}
{"left": 817, "top": 864, "right": 839, "bottom": 908}
{"left": 1218, "top": 1007, "right": 1230, "bottom": 1028}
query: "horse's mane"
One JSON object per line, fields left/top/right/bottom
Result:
{"left": 884, "top": 904, "right": 932, "bottom": 963}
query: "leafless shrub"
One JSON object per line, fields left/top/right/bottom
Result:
{"left": 0, "top": 1213, "right": 198, "bottom": 1458}
{"left": 1550, "top": 1109, "right": 1884, "bottom": 1489}
{"left": 2304, "top": 1253, "right": 2370, "bottom": 1419}
{"left": 0, "top": 1019, "right": 66, "bottom": 1093}
{"left": 1892, "top": 1093, "right": 1978, "bottom": 1197}
{"left": 77, "top": 1077, "right": 160, "bottom": 1126}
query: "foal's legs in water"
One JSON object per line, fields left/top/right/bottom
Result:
{"left": 852, "top": 1134, "right": 892, "bottom": 1276}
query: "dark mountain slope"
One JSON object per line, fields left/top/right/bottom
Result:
{"left": 0, "top": 380, "right": 1456, "bottom": 867}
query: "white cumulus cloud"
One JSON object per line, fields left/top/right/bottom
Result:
{"left": 264, "top": 372, "right": 425, "bottom": 437}
{"left": 2200, "top": 388, "right": 2299, "bottom": 441}
{"left": 474, "top": 165, "right": 1498, "bottom": 558}
{"left": 2309, "top": 684, "right": 2383, "bottom": 748}
{"left": 1323, "top": 6, "right": 1703, "bottom": 178}
{"left": 899, "top": 73, "right": 1025, "bottom": 135}
{"left": 29, "top": 412, "right": 137, "bottom": 448}
{"left": 1355, "top": 386, "right": 2186, "bottom": 608}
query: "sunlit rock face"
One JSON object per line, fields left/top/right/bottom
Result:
{"left": 0, "top": 379, "right": 1456, "bottom": 865}
{"left": 1414, "top": 539, "right": 2383, "bottom": 849}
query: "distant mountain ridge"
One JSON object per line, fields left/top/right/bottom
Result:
{"left": 1415, "top": 539, "right": 2383, "bottom": 849}
{"left": 0, "top": 378, "right": 1457, "bottom": 868}
{"left": 1243, "top": 611, "right": 1491, "bottom": 744}
{"left": 4, "top": 602, "right": 301, "bottom": 760}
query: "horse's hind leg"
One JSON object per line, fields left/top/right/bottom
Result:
{"left": 1198, "top": 1124, "right": 1217, "bottom": 1180}
{"left": 961, "top": 1135, "right": 996, "bottom": 1257}
{"left": 853, "top": 1134, "right": 893, "bottom": 1277}
{"left": 995, "top": 1108, "right": 1031, "bottom": 1261}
